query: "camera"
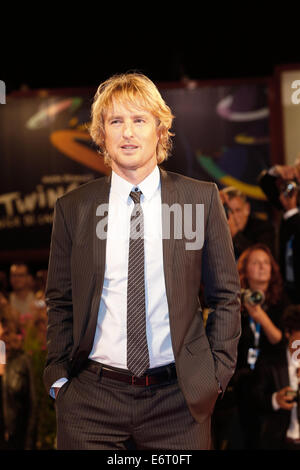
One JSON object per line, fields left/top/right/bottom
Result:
{"left": 280, "top": 180, "right": 300, "bottom": 198}
{"left": 241, "top": 289, "right": 265, "bottom": 307}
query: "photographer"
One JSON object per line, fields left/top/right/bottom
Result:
{"left": 234, "top": 244, "right": 289, "bottom": 448}
{"left": 237, "top": 243, "right": 285, "bottom": 364}
{"left": 212, "top": 243, "right": 288, "bottom": 449}
{"left": 258, "top": 158, "right": 300, "bottom": 210}
{"left": 258, "top": 159, "right": 300, "bottom": 303}
{"left": 252, "top": 305, "right": 300, "bottom": 449}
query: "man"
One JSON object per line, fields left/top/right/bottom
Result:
{"left": 44, "top": 73, "right": 241, "bottom": 450}
{"left": 258, "top": 161, "right": 300, "bottom": 303}
{"left": 219, "top": 187, "right": 276, "bottom": 259}
{"left": 252, "top": 305, "right": 300, "bottom": 450}
{"left": 9, "top": 263, "right": 36, "bottom": 319}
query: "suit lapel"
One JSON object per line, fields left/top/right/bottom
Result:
{"left": 160, "top": 168, "right": 177, "bottom": 310}
{"left": 77, "top": 174, "right": 111, "bottom": 361}
{"left": 93, "top": 174, "right": 111, "bottom": 282}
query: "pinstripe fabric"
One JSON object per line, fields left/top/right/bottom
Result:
{"left": 55, "top": 366, "right": 211, "bottom": 450}
{"left": 127, "top": 190, "right": 150, "bottom": 377}
{"left": 44, "top": 168, "right": 241, "bottom": 442}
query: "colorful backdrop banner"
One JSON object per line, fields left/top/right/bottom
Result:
{"left": 0, "top": 81, "right": 271, "bottom": 255}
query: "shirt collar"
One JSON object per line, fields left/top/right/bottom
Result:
{"left": 287, "top": 348, "right": 300, "bottom": 369}
{"left": 111, "top": 166, "right": 160, "bottom": 202}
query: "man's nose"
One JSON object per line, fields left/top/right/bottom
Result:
{"left": 123, "top": 121, "right": 134, "bottom": 138}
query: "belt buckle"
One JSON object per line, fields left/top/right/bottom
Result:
{"left": 131, "top": 375, "right": 150, "bottom": 386}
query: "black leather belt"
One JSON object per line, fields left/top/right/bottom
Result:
{"left": 85, "top": 360, "right": 177, "bottom": 386}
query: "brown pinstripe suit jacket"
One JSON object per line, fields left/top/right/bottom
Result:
{"left": 44, "top": 168, "right": 241, "bottom": 423}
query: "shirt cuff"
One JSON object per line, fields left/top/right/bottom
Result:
{"left": 272, "top": 392, "right": 280, "bottom": 410}
{"left": 283, "top": 208, "right": 299, "bottom": 220}
{"left": 268, "top": 166, "right": 279, "bottom": 177}
{"left": 50, "top": 377, "right": 69, "bottom": 399}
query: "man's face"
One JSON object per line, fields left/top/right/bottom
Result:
{"left": 104, "top": 99, "right": 160, "bottom": 180}
{"left": 227, "top": 196, "right": 250, "bottom": 231}
{"left": 10, "top": 264, "right": 30, "bottom": 291}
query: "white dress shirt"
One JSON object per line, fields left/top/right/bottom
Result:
{"left": 89, "top": 165, "right": 174, "bottom": 368}
{"left": 51, "top": 166, "right": 174, "bottom": 396}
{"left": 272, "top": 349, "right": 300, "bottom": 439}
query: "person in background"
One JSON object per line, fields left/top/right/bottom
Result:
{"left": 278, "top": 184, "right": 300, "bottom": 304}
{"left": 236, "top": 243, "right": 289, "bottom": 447}
{"left": 213, "top": 243, "right": 288, "bottom": 449}
{"left": 0, "top": 304, "right": 36, "bottom": 449}
{"left": 0, "top": 272, "right": 9, "bottom": 309}
{"left": 237, "top": 243, "right": 285, "bottom": 357}
{"left": 219, "top": 187, "right": 276, "bottom": 260}
{"left": 9, "top": 263, "right": 36, "bottom": 319}
{"left": 34, "top": 270, "right": 48, "bottom": 301}
{"left": 258, "top": 157, "right": 300, "bottom": 211}
{"left": 252, "top": 304, "right": 300, "bottom": 449}
{"left": 258, "top": 158, "right": 300, "bottom": 303}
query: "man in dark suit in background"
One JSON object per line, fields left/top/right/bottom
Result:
{"left": 258, "top": 161, "right": 300, "bottom": 303}
{"left": 44, "top": 73, "right": 241, "bottom": 450}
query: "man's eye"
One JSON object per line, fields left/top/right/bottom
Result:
{"left": 135, "top": 118, "right": 145, "bottom": 123}
{"left": 110, "top": 119, "right": 122, "bottom": 124}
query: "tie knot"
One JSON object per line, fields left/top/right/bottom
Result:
{"left": 129, "top": 189, "right": 142, "bottom": 204}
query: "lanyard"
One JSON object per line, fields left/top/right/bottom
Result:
{"left": 249, "top": 318, "right": 261, "bottom": 348}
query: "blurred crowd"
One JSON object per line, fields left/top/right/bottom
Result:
{"left": 0, "top": 264, "right": 56, "bottom": 449}
{"left": 0, "top": 158, "right": 300, "bottom": 450}
{"left": 212, "top": 157, "right": 300, "bottom": 450}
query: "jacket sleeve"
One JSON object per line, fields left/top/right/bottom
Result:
{"left": 258, "top": 169, "right": 283, "bottom": 211}
{"left": 43, "top": 197, "right": 74, "bottom": 394}
{"left": 203, "top": 184, "right": 241, "bottom": 394}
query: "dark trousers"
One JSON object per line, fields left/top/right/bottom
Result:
{"left": 55, "top": 364, "right": 211, "bottom": 450}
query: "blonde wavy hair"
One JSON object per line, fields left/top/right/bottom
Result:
{"left": 89, "top": 73, "right": 175, "bottom": 166}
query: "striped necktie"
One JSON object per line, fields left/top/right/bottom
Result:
{"left": 127, "top": 189, "right": 150, "bottom": 377}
